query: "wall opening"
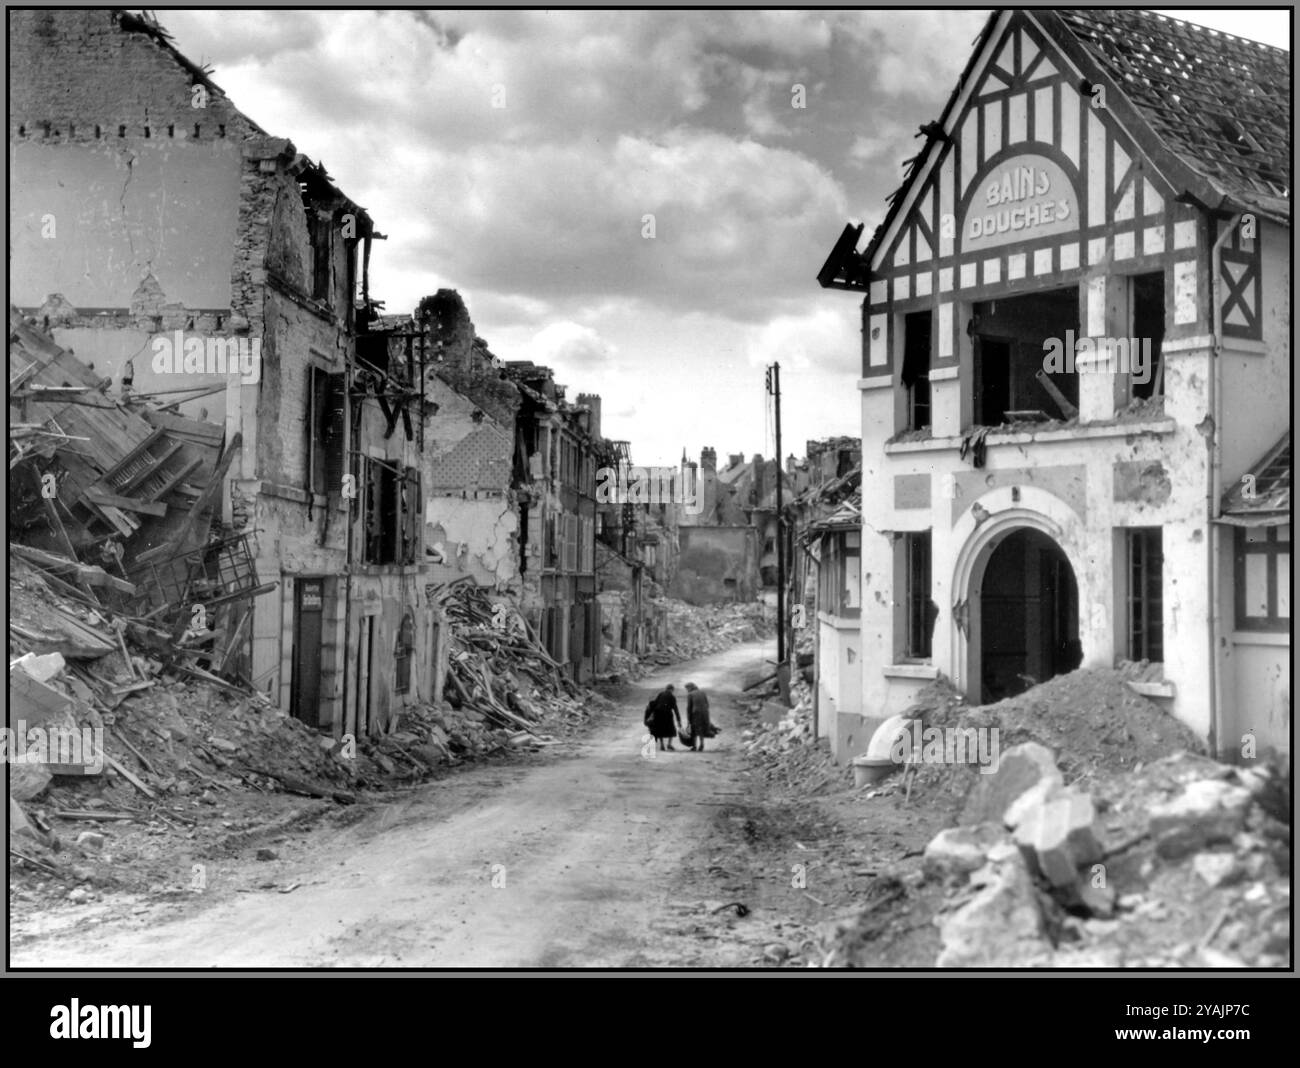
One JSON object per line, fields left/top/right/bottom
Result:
{"left": 1130, "top": 272, "right": 1166, "bottom": 401}
{"left": 979, "top": 527, "right": 1079, "bottom": 702}
{"left": 972, "top": 286, "right": 1079, "bottom": 425}
{"left": 901, "top": 309, "right": 932, "bottom": 430}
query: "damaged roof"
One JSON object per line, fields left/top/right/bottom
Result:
{"left": 1221, "top": 433, "right": 1291, "bottom": 523}
{"left": 1056, "top": 8, "right": 1290, "bottom": 219}
{"left": 807, "top": 492, "right": 862, "bottom": 537}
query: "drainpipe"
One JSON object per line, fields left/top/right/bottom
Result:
{"left": 1207, "top": 211, "right": 1241, "bottom": 759}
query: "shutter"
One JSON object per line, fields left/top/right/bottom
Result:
{"left": 564, "top": 514, "right": 578, "bottom": 572}
{"left": 323, "top": 373, "right": 346, "bottom": 493}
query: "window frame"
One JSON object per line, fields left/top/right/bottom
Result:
{"left": 1126, "top": 527, "right": 1164, "bottom": 661}
{"left": 1235, "top": 524, "right": 1290, "bottom": 632}
{"left": 904, "top": 530, "right": 932, "bottom": 659}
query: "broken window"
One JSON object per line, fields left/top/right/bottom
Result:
{"left": 307, "top": 367, "right": 346, "bottom": 495}
{"left": 1130, "top": 272, "right": 1165, "bottom": 400}
{"left": 361, "top": 459, "right": 420, "bottom": 565}
{"left": 901, "top": 310, "right": 932, "bottom": 430}
{"left": 1235, "top": 525, "right": 1290, "bottom": 631}
{"left": 904, "top": 531, "right": 932, "bottom": 658}
{"left": 972, "top": 288, "right": 1079, "bottom": 426}
{"left": 1126, "top": 528, "right": 1164, "bottom": 662}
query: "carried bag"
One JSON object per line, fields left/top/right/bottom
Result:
{"left": 678, "top": 729, "right": 695, "bottom": 747}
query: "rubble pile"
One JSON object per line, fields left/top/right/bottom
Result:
{"left": 739, "top": 669, "right": 854, "bottom": 796}
{"left": 915, "top": 745, "right": 1290, "bottom": 967}
{"left": 429, "top": 578, "right": 598, "bottom": 731}
{"left": 6, "top": 555, "right": 583, "bottom": 894}
{"left": 900, "top": 668, "right": 1204, "bottom": 819}
{"left": 648, "top": 600, "right": 774, "bottom": 663}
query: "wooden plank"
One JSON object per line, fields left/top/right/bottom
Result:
{"left": 105, "top": 753, "right": 156, "bottom": 799}
{"left": 9, "top": 544, "right": 136, "bottom": 594}
{"left": 84, "top": 487, "right": 167, "bottom": 517}
{"left": 30, "top": 466, "right": 102, "bottom": 607}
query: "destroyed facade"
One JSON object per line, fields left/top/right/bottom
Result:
{"left": 818, "top": 8, "right": 1290, "bottom": 763}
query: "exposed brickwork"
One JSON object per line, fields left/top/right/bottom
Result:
{"left": 9, "top": 10, "right": 257, "bottom": 146}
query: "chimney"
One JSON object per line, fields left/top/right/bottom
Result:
{"left": 700, "top": 447, "right": 717, "bottom": 474}
{"left": 577, "top": 393, "right": 601, "bottom": 440}
{"left": 728, "top": 453, "right": 743, "bottom": 470}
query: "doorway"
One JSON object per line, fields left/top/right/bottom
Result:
{"left": 291, "top": 578, "right": 325, "bottom": 727}
{"left": 978, "top": 528, "right": 1079, "bottom": 702}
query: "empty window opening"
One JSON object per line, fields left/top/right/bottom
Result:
{"left": 307, "top": 367, "right": 345, "bottom": 496}
{"left": 1130, "top": 272, "right": 1165, "bottom": 400}
{"left": 361, "top": 459, "right": 420, "bottom": 566}
{"left": 980, "top": 528, "right": 1079, "bottom": 702}
{"left": 309, "top": 212, "right": 332, "bottom": 303}
{"left": 972, "top": 287, "right": 1078, "bottom": 426}
{"left": 1127, "top": 528, "right": 1164, "bottom": 662}
{"left": 901, "top": 310, "right": 932, "bottom": 430}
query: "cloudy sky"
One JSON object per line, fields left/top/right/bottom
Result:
{"left": 159, "top": 8, "right": 1290, "bottom": 467}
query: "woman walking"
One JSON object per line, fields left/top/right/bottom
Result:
{"left": 685, "top": 682, "right": 711, "bottom": 752}
{"left": 645, "top": 684, "right": 682, "bottom": 752}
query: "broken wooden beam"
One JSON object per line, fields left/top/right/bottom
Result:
{"left": 105, "top": 753, "right": 156, "bottom": 799}
{"left": 83, "top": 486, "right": 167, "bottom": 517}
{"left": 10, "top": 543, "right": 137, "bottom": 594}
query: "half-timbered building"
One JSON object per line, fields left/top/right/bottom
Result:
{"left": 818, "top": 9, "right": 1289, "bottom": 762}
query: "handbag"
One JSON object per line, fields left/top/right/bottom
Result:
{"left": 678, "top": 728, "right": 695, "bottom": 746}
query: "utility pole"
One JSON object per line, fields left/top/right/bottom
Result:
{"left": 767, "top": 362, "right": 786, "bottom": 669}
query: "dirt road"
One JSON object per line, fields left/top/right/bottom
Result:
{"left": 13, "top": 642, "right": 782, "bottom": 967}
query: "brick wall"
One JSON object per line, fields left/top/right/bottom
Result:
{"left": 9, "top": 10, "right": 256, "bottom": 145}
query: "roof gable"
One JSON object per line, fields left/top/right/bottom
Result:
{"left": 841, "top": 7, "right": 1290, "bottom": 286}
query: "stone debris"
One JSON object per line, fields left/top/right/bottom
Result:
{"left": 1148, "top": 779, "right": 1253, "bottom": 859}
{"left": 935, "top": 847, "right": 1052, "bottom": 967}
{"left": 919, "top": 742, "right": 1290, "bottom": 967}
{"left": 922, "top": 823, "right": 1011, "bottom": 882}
{"left": 1013, "top": 789, "right": 1104, "bottom": 887}
{"left": 960, "top": 741, "right": 1062, "bottom": 826}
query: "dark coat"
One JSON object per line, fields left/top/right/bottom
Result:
{"left": 687, "top": 690, "right": 711, "bottom": 735}
{"left": 646, "top": 690, "right": 680, "bottom": 739}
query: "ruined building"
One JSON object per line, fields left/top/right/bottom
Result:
{"left": 818, "top": 7, "right": 1290, "bottom": 761}
{"left": 11, "top": 9, "right": 442, "bottom": 737}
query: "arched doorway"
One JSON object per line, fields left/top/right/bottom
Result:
{"left": 977, "top": 527, "right": 1080, "bottom": 702}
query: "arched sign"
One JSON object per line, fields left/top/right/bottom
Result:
{"left": 962, "top": 153, "right": 1078, "bottom": 253}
